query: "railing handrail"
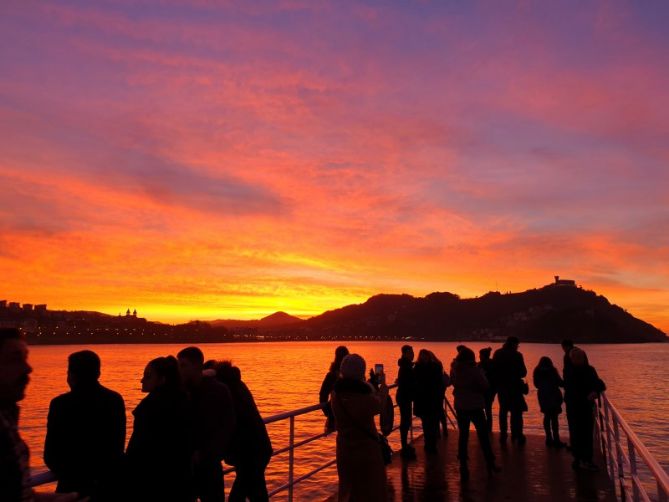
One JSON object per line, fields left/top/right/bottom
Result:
{"left": 598, "top": 391, "right": 669, "bottom": 498}
{"left": 262, "top": 382, "right": 399, "bottom": 424}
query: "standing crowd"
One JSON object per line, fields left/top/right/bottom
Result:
{"left": 2, "top": 326, "right": 606, "bottom": 502}
{"left": 320, "top": 337, "right": 606, "bottom": 501}
{"left": 0, "top": 328, "right": 272, "bottom": 502}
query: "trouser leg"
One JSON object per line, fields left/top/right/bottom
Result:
{"left": 510, "top": 408, "right": 524, "bottom": 439}
{"left": 399, "top": 401, "right": 412, "bottom": 449}
{"left": 456, "top": 410, "right": 471, "bottom": 461}
{"left": 498, "top": 404, "right": 508, "bottom": 435}
{"left": 471, "top": 409, "right": 495, "bottom": 465}
{"left": 551, "top": 413, "right": 561, "bottom": 443}
{"left": 543, "top": 413, "right": 552, "bottom": 440}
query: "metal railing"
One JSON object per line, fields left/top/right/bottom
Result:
{"left": 596, "top": 392, "right": 669, "bottom": 502}
{"left": 31, "top": 383, "right": 456, "bottom": 500}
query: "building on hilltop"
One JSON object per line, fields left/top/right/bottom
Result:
{"left": 34, "top": 304, "right": 47, "bottom": 313}
{"left": 0, "top": 300, "right": 6, "bottom": 309}
{"left": 553, "top": 275, "right": 576, "bottom": 287}
{"left": 22, "top": 304, "right": 33, "bottom": 312}
{"left": 8, "top": 302, "right": 20, "bottom": 311}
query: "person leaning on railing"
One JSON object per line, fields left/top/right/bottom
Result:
{"left": 563, "top": 347, "right": 606, "bottom": 472}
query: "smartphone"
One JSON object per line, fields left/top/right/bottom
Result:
{"left": 374, "top": 363, "right": 384, "bottom": 374}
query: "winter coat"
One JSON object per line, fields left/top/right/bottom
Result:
{"left": 492, "top": 345, "right": 528, "bottom": 411}
{"left": 319, "top": 370, "right": 339, "bottom": 421}
{"left": 413, "top": 361, "right": 445, "bottom": 418}
{"left": 125, "top": 387, "right": 192, "bottom": 501}
{"left": 219, "top": 379, "right": 272, "bottom": 468}
{"left": 532, "top": 366, "right": 564, "bottom": 414}
{"left": 450, "top": 360, "right": 489, "bottom": 411}
{"left": 564, "top": 364, "right": 606, "bottom": 409}
{"left": 331, "top": 378, "right": 387, "bottom": 502}
{"left": 44, "top": 382, "right": 126, "bottom": 497}
{"left": 395, "top": 358, "right": 415, "bottom": 405}
{"left": 188, "top": 377, "right": 235, "bottom": 461}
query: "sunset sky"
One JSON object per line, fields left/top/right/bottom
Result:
{"left": 1, "top": 1, "right": 668, "bottom": 330}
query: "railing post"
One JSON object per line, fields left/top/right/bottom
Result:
{"left": 288, "top": 415, "right": 295, "bottom": 502}
{"left": 627, "top": 438, "right": 640, "bottom": 502}
{"left": 604, "top": 399, "right": 616, "bottom": 482}
{"left": 613, "top": 414, "right": 626, "bottom": 501}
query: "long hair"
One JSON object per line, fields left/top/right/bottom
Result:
{"left": 330, "top": 345, "right": 349, "bottom": 373}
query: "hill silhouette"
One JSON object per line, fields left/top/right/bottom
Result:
{"left": 283, "top": 284, "right": 666, "bottom": 343}
{"left": 210, "top": 311, "right": 303, "bottom": 329}
{"left": 3, "top": 282, "right": 666, "bottom": 344}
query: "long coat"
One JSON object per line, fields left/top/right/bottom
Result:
{"left": 331, "top": 378, "right": 387, "bottom": 502}
{"left": 125, "top": 387, "right": 193, "bottom": 502}
{"left": 492, "top": 346, "right": 528, "bottom": 412}
{"left": 450, "top": 360, "right": 489, "bottom": 411}
{"left": 533, "top": 366, "right": 564, "bottom": 414}
{"left": 413, "top": 361, "right": 445, "bottom": 418}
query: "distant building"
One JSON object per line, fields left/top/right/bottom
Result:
{"left": 553, "top": 275, "right": 576, "bottom": 287}
{"left": 133, "top": 309, "right": 137, "bottom": 317}
{"left": 126, "top": 308, "right": 131, "bottom": 316}
{"left": 0, "top": 300, "right": 6, "bottom": 309}
{"left": 34, "top": 304, "right": 47, "bottom": 313}
{"left": 22, "top": 304, "right": 33, "bottom": 312}
{"left": 8, "top": 302, "right": 20, "bottom": 311}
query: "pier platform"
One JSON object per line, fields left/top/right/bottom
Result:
{"left": 326, "top": 432, "right": 616, "bottom": 501}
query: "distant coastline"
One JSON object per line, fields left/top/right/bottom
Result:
{"left": 3, "top": 280, "right": 667, "bottom": 345}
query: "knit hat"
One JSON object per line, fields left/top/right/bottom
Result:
{"left": 340, "top": 354, "right": 366, "bottom": 381}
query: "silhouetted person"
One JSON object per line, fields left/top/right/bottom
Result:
{"left": 396, "top": 345, "right": 416, "bottom": 459}
{"left": 413, "top": 350, "right": 445, "bottom": 454}
{"left": 213, "top": 361, "right": 272, "bottom": 502}
{"left": 44, "top": 350, "right": 126, "bottom": 500}
{"left": 533, "top": 356, "right": 566, "bottom": 447}
{"left": 331, "top": 354, "right": 388, "bottom": 502}
{"left": 561, "top": 339, "right": 574, "bottom": 377}
{"left": 439, "top": 369, "right": 452, "bottom": 437}
{"left": 125, "top": 356, "right": 193, "bottom": 502}
{"left": 478, "top": 347, "right": 496, "bottom": 433}
{"left": 564, "top": 348, "right": 605, "bottom": 471}
{"left": 492, "top": 336, "right": 528, "bottom": 444}
{"left": 0, "top": 328, "right": 80, "bottom": 502}
{"left": 561, "top": 338, "right": 576, "bottom": 448}
{"left": 178, "top": 347, "right": 235, "bottom": 502}
{"left": 450, "top": 346, "right": 499, "bottom": 482}
{"left": 319, "top": 346, "right": 349, "bottom": 434}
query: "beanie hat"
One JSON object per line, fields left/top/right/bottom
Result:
{"left": 340, "top": 354, "right": 366, "bottom": 381}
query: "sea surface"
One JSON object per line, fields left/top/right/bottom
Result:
{"left": 21, "top": 341, "right": 669, "bottom": 500}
